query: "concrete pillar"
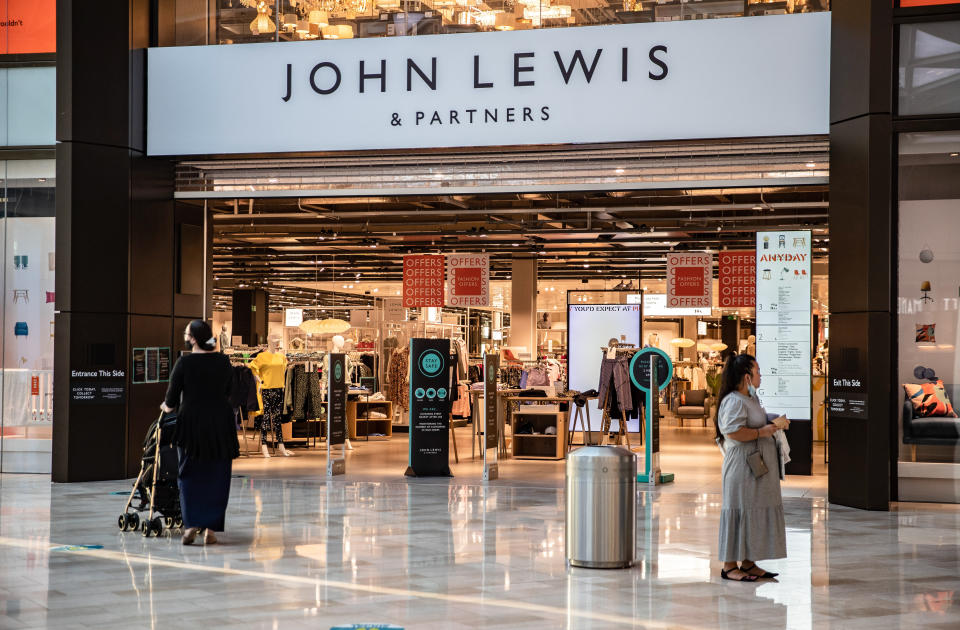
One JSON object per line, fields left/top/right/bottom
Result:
{"left": 510, "top": 256, "right": 537, "bottom": 360}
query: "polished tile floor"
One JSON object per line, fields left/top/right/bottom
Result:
{"left": 1, "top": 427, "right": 959, "bottom": 629}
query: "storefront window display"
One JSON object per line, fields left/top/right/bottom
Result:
{"left": 0, "top": 160, "right": 55, "bottom": 473}
{"left": 899, "top": 20, "right": 960, "bottom": 116}
{"left": 195, "top": 0, "right": 831, "bottom": 46}
{"left": 897, "top": 131, "right": 960, "bottom": 501}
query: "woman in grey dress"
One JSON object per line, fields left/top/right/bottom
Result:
{"left": 714, "top": 353, "right": 790, "bottom": 581}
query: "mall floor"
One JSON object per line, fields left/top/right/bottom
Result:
{"left": 2, "top": 423, "right": 959, "bottom": 629}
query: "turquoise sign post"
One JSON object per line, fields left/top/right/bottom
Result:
{"left": 629, "top": 347, "right": 675, "bottom": 485}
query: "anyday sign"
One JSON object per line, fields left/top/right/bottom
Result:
{"left": 147, "top": 13, "right": 829, "bottom": 155}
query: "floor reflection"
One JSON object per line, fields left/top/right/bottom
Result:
{"left": 0, "top": 470, "right": 959, "bottom": 629}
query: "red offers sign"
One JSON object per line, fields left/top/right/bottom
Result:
{"left": 446, "top": 254, "right": 489, "bottom": 307}
{"left": 666, "top": 253, "right": 712, "bottom": 308}
{"left": 718, "top": 251, "right": 756, "bottom": 307}
{"left": 403, "top": 255, "right": 444, "bottom": 308}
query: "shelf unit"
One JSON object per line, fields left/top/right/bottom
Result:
{"left": 347, "top": 399, "right": 394, "bottom": 439}
{"left": 508, "top": 398, "right": 569, "bottom": 460}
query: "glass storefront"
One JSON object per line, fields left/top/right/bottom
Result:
{"left": 0, "top": 160, "right": 55, "bottom": 473}
{"left": 897, "top": 131, "right": 960, "bottom": 500}
{"left": 161, "top": 0, "right": 830, "bottom": 46}
{"left": 899, "top": 20, "right": 960, "bottom": 116}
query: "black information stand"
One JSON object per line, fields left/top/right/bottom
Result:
{"left": 327, "top": 353, "right": 347, "bottom": 476}
{"left": 405, "top": 338, "right": 452, "bottom": 477}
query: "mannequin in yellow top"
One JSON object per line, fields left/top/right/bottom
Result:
{"left": 249, "top": 339, "right": 293, "bottom": 458}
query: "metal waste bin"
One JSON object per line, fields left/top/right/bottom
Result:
{"left": 565, "top": 445, "right": 636, "bottom": 568}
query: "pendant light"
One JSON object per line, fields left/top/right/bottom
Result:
{"left": 249, "top": 1, "right": 277, "bottom": 34}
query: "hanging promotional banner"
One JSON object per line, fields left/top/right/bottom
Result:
{"left": 755, "top": 231, "right": 811, "bottom": 422}
{"left": 446, "top": 254, "right": 489, "bottom": 307}
{"left": 405, "top": 338, "right": 452, "bottom": 477}
{"left": 666, "top": 253, "right": 713, "bottom": 309}
{"left": 718, "top": 250, "right": 756, "bottom": 308}
{"left": 383, "top": 298, "right": 405, "bottom": 322}
{"left": 403, "top": 255, "right": 445, "bottom": 308}
{"left": 147, "top": 13, "right": 830, "bottom": 156}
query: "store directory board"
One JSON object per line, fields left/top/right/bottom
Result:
{"left": 327, "top": 353, "right": 347, "bottom": 476}
{"left": 755, "top": 231, "right": 812, "bottom": 421}
{"left": 483, "top": 353, "right": 499, "bottom": 481}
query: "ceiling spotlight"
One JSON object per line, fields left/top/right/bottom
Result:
{"left": 805, "top": 162, "right": 816, "bottom": 168}
{"left": 951, "top": 153, "right": 959, "bottom": 157}
{"left": 716, "top": 225, "right": 722, "bottom": 232}
{"left": 583, "top": 263, "right": 590, "bottom": 268}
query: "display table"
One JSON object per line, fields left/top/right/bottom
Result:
{"left": 506, "top": 396, "right": 571, "bottom": 460}
{"left": 347, "top": 399, "right": 393, "bottom": 439}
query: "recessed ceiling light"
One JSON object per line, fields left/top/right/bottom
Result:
{"left": 615, "top": 168, "right": 625, "bottom": 174}
{"left": 805, "top": 162, "right": 816, "bottom": 168}
{"left": 951, "top": 153, "right": 959, "bottom": 157}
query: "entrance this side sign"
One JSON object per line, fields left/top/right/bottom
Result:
{"left": 147, "top": 14, "right": 829, "bottom": 155}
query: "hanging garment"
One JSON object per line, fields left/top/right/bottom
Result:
{"left": 46, "top": 291, "right": 55, "bottom": 304}
{"left": 453, "top": 338, "right": 468, "bottom": 379}
{"left": 229, "top": 365, "right": 259, "bottom": 413}
{"left": 14, "top": 322, "right": 28, "bottom": 337}
{"left": 258, "top": 388, "right": 285, "bottom": 445}
{"left": 387, "top": 348, "right": 409, "bottom": 410}
{"left": 451, "top": 383, "right": 471, "bottom": 418}
{"left": 598, "top": 357, "right": 633, "bottom": 411}
{"left": 291, "top": 364, "right": 324, "bottom": 420}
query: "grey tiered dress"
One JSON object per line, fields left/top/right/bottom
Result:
{"left": 717, "top": 391, "right": 787, "bottom": 562}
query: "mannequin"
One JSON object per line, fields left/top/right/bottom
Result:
{"left": 219, "top": 324, "right": 229, "bottom": 351}
{"left": 249, "top": 338, "right": 293, "bottom": 458}
{"left": 746, "top": 334, "right": 757, "bottom": 357}
{"left": 645, "top": 332, "right": 660, "bottom": 349}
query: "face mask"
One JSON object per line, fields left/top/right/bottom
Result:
{"left": 748, "top": 383, "right": 757, "bottom": 397}
{"left": 184, "top": 336, "right": 194, "bottom": 350}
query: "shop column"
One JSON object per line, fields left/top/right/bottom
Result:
{"left": 53, "top": 2, "right": 201, "bottom": 482}
{"left": 828, "top": 0, "right": 895, "bottom": 509}
{"left": 511, "top": 256, "right": 537, "bottom": 360}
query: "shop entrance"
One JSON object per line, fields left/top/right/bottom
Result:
{"left": 177, "top": 139, "right": 830, "bottom": 488}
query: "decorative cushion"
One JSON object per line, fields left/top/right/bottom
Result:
{"left": 677, "top": 406, "right": 706, "bottom": 416}
{"left": 903, "top": 380, "right": 958, "bottom": 418}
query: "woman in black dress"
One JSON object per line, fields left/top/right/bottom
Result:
{"left": 161, "top": 320, "right": 239, "bottom": 545}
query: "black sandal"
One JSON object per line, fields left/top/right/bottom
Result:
{"left": 739, "top": 563, "right": 778, "bottom": 579}
{"left": 720, "top": 568, "right": 758, "bottom": 582}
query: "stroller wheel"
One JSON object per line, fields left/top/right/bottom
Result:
{"left": 163, "top": 516, "right": 175, "bottom": 530}
{"left": 117, "top": 514, "right": 127, "bottom": 530}
{"left": 141, "top": 519, "right": 152, "bottom": 537}
{"left": 151, "top": 517, "right": 165, "bottom": 537}
{"left": 123, "top": 513, "right": 140, "bottom": 532}
{"left": 173, "top": 517, "right": 183, "bottom": 530}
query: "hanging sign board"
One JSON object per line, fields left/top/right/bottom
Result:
{"left": 666, "top": 253, "right": 712, "bottom": 309}
{"left": 285, "top": 308, "right": 303, "bottom": 327}
{"left": 403, "top": 255, "right": 445, "bottom": 308}
{"left": 383, "top": 298, "right": 405, "bottom": 322}
{"left": 147, "top": 14, "right": 830, "bottom": 155}
{"left": 446, "top": 254, "right": 489, "bottom": 307}
{"left": 327, "top": 352, "right": 347, "bottom": 476}
{"left": 405, "top": 338, "right": 452, "bottom": 477}
{"left": 755, "top": 230, "right": 812, "bottom": 422}
{"left": 718, "top": 250, "right": 756, "bottom": 308}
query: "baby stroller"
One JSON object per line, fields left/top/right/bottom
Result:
{"left": 117, "top": 412, "right": 183, "bottom": 537}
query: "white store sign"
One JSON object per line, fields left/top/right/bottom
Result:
{"left": 755, "top": 230, "right": 812, "bottom": 421}
{"left": 147, "top": 13, "right": 829, "bottom": 156}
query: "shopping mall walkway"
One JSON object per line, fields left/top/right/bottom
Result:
{"left": 1, "top": 429, "right": 958, "bottom": 629}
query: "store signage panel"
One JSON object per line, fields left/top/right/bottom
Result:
{"left": 147, "top": 13, "right": 830, "bottom": 156}
{"left": 446, "top": 253, "right": 489, "bottom": 307}
{"left": 666, "top": 253, "right": 712, "bottom": 309}
{"left": 383, "top": 298, "right": 406, "bottom": 322}
{"left": 641, "top": 293, "right": 711, "bottom": 316}
{"left": 403, "top": 255, "right": 444, "bottom": 308}
{"left": 285, "top": 308, "right": 303, "bottom": 327}
{"left": 0, "top": 0, "right": 56, "bottom": 54}
{"left": 406, "top": 338, "right": 452, "bottom": 477}
{"left": 718, "top": 250, "right": 756, "bottom": 308}
{"left": 755, "top": 230, "right": 811, "bottom": 421}
{"left": 328, "top": 353, "right": 347, "bottom": 445}
{"left": 70, "top": 368, "right": 126, "bottom": 404}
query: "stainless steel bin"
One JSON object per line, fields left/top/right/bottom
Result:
{"left": 565, "top": 445, "right": 636, "bottom": 568}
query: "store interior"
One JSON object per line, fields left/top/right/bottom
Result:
{"left": 183, "top": 155, "right": 830, "bottom": 485}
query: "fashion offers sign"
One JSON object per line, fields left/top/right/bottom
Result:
{"left": 666, "top": 253, "right": 712, "bottom": 309}
{"left": 403, "top": 255, "right": 444, "bottom": 308}
{"left": 146, "top": 13, "right": 830, "bottom": 155}
{"left": 405, "top": 338, "right": 452, "bottom": 477}
{"left": 718, "top": 250, "right": 756, "bottom": 308}
{"left": 755, "top": 230, "right": 811, "bottom": 422}
{"left": 446, "top": 254, "right": 489, "bottom": 307}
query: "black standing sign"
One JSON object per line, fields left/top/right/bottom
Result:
{"left": 328, "top": 353, "right": 347, "bottom": 445}
{"left": 485, "top": 354, "right": 499, "bottom": 450}
{"left": 405, "top": 338, "right": 452, "bottom": 477}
